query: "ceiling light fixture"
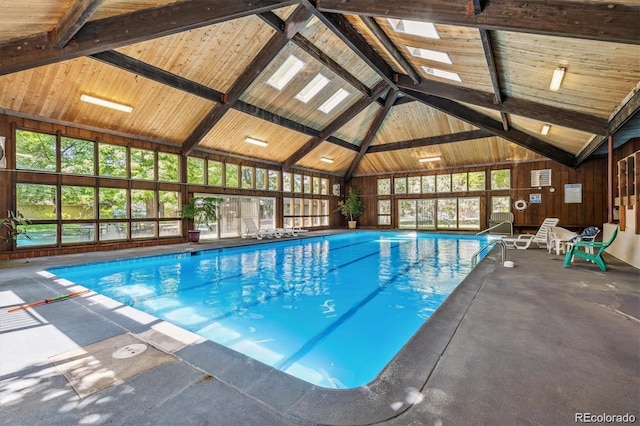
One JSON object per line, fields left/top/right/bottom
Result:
{"left": 320, "top": 156, "right": 334, "bottom": 164}
{"left": 80, "top": 94, "right": 133, "bottom": 113}
{"left": 418, "top": 156, "right": 441, "bottom": 163}
{"left": 245, "top": 137, "right": 268, "bottom": 147}
{"left": 541, "top": 124, "right": 551, "bottom": 135}
{"left": 549, "top": 67, "right": 565, "bottom": 91}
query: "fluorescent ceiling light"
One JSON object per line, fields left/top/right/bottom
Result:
{"left": 388, "top": 18, "right": 440, "bottom": 39}
{"left": 80, "top": 94, "right": 133, "bottom": 113}
{"left": 245, "top": 137, "right": 268, "bottom": 147}
{"left": 421, "top": 66, "right": 462, "bottom": 82}
{"left": 318, "top": 88, "right": 350, "bottom": 114}
{"left": 407, "top": 47, "right": 452, "bottom": 64}
{"left": 549, "top": 67, "right": 565, "bottom": 91}
{"left": 295, "top": 74, "right": 330, "bottom": 103}
{"left": 320, "top": 156, "right": 334, "bottom": 164}
{"left": 266, "top": 55, "right": 305, "bottom": 90}
{"left": 419, "top": 156, "right": 441, "bottom": 163}
{"left": 541, "top": 124, "right": 551, "bottom": 135}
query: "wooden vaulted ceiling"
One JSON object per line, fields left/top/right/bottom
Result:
{"left": 0, "top": 0, "right": 638, "bottom": 179}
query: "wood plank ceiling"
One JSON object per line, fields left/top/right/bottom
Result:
{"left": 0, "top": 0, "right": 638, "bottom": 179}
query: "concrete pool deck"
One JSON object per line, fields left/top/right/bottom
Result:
{"left": 1, "top": 232, "right": 638, "bottom": 425}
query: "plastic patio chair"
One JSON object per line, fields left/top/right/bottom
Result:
{"left": 563, "top": 226, "right": 618, "bottom": 272}
{"left": 502, "top": 218, "right": 559, "bottom": 249}
{"left": 241, "top": 218, "right": 280, "bottom": 240}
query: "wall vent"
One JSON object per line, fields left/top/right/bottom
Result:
{"left": 531, "top": 169, "right": 552, "bottom": 187}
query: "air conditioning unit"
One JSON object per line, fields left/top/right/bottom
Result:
{"left": 531, "top": 169, "right": 552, "bottom": 187}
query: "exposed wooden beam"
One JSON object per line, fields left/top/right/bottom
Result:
{"left": 315, "top": 0, "right": 640, "bottom": 45}
{"left": 282, "top": 82, "right": 388, "bottom": 170}
{"left": 303, "top": 3, "right": 398, "bottom": 88}
{"left": 233, "top": 101, "right": 357, "bottom": 151}
{"left": 396, "top": 75, "right": 608, "bottom": 135}
{"left": 575, "top": 88, "right": 640, "bottom": 165}
{"left": 260, "top": 11, "right": 379, "bottom": 101}
{"left": 0, "top": 0, "right": 298, "bottom": 76}
{"left": 360, "top": 16, "right": 421, "bottom": 85}
{"left": 90, "top": 50, "right": 358, "bottom": 154}
{"left": 53, "top": 0, "right": 106, "bottom": 48}
{"left": 479, "top": 29, "right": 509, "bottom": 131}
{"left": 367, "top": 129, "right": 493, "bottom": 153}
{"left": 182, "top": 5, "right": 312, "bottom": 155}
{"left": 345, "top": 89, "right": 399, "bottom": 181}
{"left": 469, "top": 0, "right": 484, "bottom": 15}
{"left": 404, "top": 89, "right": 577, "bottom": 167}
{"left": 90, "top": 51, "right": 224, "bottom": 102}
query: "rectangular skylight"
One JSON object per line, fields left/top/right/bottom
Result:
{"left": 318, "top": 88, "right": 350, "bottom": 114}
{"left": 388, "top": 18, "right": 440, "bottom": 39}
{"left": 295, "top": 74, "right": 330, "bottom": 103}
{"left": 422, "top": 66, "right": 462, "bottom": 82}
{"left": 266, "top": 55, "right": 305, "bottom": 91}
{"left": 407, "top": 46, "right": 452, "bottom": 64}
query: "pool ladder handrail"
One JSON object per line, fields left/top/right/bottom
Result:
{"left": 471, "top": 239, "right": 507, "bottom": 266}
{"left": 475, "top": 220, "right": 513, "bottom": 237}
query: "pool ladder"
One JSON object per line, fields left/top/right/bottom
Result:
{"left": 471, "top": 239, "right": 507, "bottom": 266}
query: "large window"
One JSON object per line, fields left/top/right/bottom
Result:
{"left": 377, "top": 178, "right": 391, "bottom": 195}
{"left": 158, "top": 153, "right": 179, "bottom": 182}
{"left": 378, "top": 200, "right": 391, "bottom": 225}
{"left": 61, "top": 137, "right": 94, "bottom": 175}
{"left": 491, "top": 169, "right": 511, "bottom": 189}
{"left": 187, "top": 157, "right": 204, "bottom": 184}
{"left": 99, "top": 144, "right": 127, "bottom": 177}
{"left": 16, "top": 183, "right": 57, "bottom": 246}
{"left": 208, "top": 161, "right": 223, "bottom": 186}
{"left": 131, "top": 148, "right": 155, "bottom": 180}
{"left": 16, "top": 130, "right": 56, "bottom": 172}
{"left": 283, "top": 197, "right": 328, "bottom": 228}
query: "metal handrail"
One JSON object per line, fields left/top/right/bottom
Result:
{"left": 476, "top": 220, "right": 513, "bottom": 237}
{"left": 471, "top": 239, "right": 507, "bottom": 266}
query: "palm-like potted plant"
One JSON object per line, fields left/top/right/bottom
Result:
{"left": 1, "top": 210, "right": 31, "bottom": 250}
{"left": 336, "top": 188, "right": 364, "bottom": 229}
{"left": 181, "top": 197, "right": 221, "bottom": 242}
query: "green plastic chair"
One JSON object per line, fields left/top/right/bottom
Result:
{"left": 563, "top": 226, "right": 619, "bottom": 272}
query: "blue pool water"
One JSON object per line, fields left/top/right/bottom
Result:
{"left": 49, "top": 231, "right": 489, "bottom": 388}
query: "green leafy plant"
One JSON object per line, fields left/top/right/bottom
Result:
{"left": 336, "top": 188, "right": 364, "bottom": 222}
{"left": 1, "top": 210, "right": 31, "bottom": 248}
{"left": 180, "top": 197, "right": 221, "bottom": 231}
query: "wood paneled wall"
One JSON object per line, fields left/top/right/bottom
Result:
{"left": 348, "top": 156, "right": 612, "bottom": 232}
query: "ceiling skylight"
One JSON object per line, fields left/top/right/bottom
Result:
{"left": 388, "top": 18, "right": 440, "bottom": 39}
{"left": 422, "top": 66, "right": 462, "bottom": 82}
{"left": 266, "top": 55, "right": 305, "bottom": 90}
{"left": 407, "top": 46, "right": 452, "bottom": 64}
{"left": 318, "top": 88, "right": 350, "bottom": 114}
{"left": 295, "top": 74, "right": 330, "bottom": 103}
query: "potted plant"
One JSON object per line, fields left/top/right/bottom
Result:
{"left": 1, "top": 210, "right": 31, "bottom": 250}
{"left": 181, "top": 197, "right": 221, "bottom": 243}
{"left": 336, "top": 188, "right": 364, "bottom": 229}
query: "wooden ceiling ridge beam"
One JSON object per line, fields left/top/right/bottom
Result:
{"left": 575, "top": 89, "right": 640, "bottom": 165}
{"left": 182, "top": 5, "right": 312, "bottom": 155}
{"left": 258, "top": 11, "right": 372, "bottom": 98}
{"left": 53, "top": 0, "right": 106, "bottom": 48}
{"left": 360, "top": 16, "right": 421, "bottom": 85}
{"left": 282, "top": 81, "right": 389, "bottom": 170}
{"left": 345, "top": 89, "right": 399, "bottom": 181}
{"left": 0, "top": 0, "right": 300, "bottom": 76}
{"left": 396, "top": 75, "right": 608, "bottom": 135}
{"left": 367, "top": 129, "right": 494, "bottom": 153}
{"left": 315, "top": 0, "right": 640, "bottom": 45}
{"left": 404, "top": 89, "right": 577, "bottom": 167}
{"left": 302, "top": 1, "right": 399, "bottom": 88}
{"left": 480, "top": 29, "right": 509, "bottom": 131}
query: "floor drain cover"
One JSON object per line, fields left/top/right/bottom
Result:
{"left": 112, "top": 343, "right": 148, "bottom": 359}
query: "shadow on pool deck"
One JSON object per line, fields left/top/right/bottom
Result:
{"left": 0, "top": 233, "right": 638, "bottom": 425}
